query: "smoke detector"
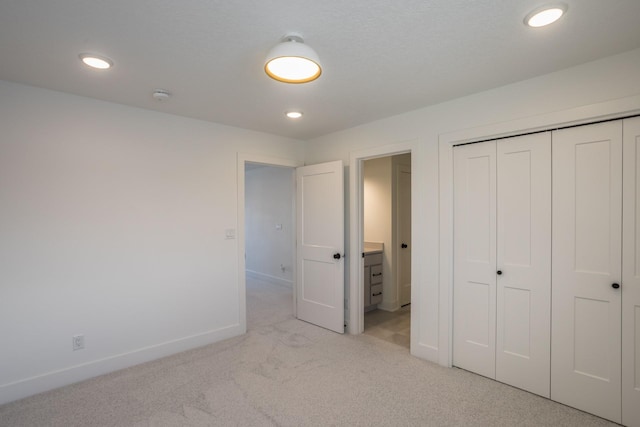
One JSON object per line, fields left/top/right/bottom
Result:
{"left": 152, "top": 90, "right": 171, "bottom": 101}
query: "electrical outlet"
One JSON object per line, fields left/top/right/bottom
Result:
{"left": 72, "top": 334, "right": 85, "bottom": 351}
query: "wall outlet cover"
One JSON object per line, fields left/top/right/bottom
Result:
{"left": 72, "top": 334, "right": 85, "bottom": 351}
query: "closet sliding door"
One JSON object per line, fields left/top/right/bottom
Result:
{"left": 551, "top": 121, "right": 623, "bottom": 423}
{"left": 453, "top": 132, "right": 551, "bottom": 396}
{"left": 623, "top": 116, "right": 640, "bottom": 427}
{"left": 495, "top": 133, "right": 551, "bottom": 398}
{"left": 454, "top": 117, "right": 640, "bottom": 424}
{"left": 453, "top": 141, "right": 497, "bottom": 379}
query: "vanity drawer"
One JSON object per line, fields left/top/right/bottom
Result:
{"left": 371, "top": 284, "right": 383, "bottom": 305}
{"left": 370, "top": 265, "right": 383, "bottom": 284}
{"left": 364, "top": 253, "right": 383, "bottom": 266}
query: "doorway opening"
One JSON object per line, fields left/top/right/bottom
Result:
{"left": 239, "top": 155, "right": 346, "bottom": 334}
{"left": 244, "top": 162, "right": 295, "bottom": 330}
{"left": 237, "top": 153, "right": 300, "bottom": 334}
{"left": 360, "top": 153, "right": 412, "bottom": 349}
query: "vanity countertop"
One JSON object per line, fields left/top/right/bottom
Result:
{"left": 363, "top": 242, "right": 384, "bottom": 255}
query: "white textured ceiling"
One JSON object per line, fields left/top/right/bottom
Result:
{"left": 1, "top": 1, "right": 639, "bottom": 140}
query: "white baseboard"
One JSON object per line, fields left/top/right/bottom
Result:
{"left": 412, "top": 342, "right": 439, "bottom": 364}
{"left": 0, "top": 323, "right": 243, "bottom": 405}
{"left": 246, "top": 270, "right": 293, "bottom": 288}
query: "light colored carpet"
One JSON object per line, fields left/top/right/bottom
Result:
{"left": 0, "top": 277, "right": 615, "bottom": 426}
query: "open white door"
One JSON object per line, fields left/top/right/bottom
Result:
{"left": 397, "top": 164, "right": 412, "bottom": 306}
{"left": 296, "top": 160, "right": 345, "bottom": 333}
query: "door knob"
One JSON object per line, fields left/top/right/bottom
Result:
{"left": 612, "top": 283, "right": 620, "bottom": 289}
{"left": 401, "top": 243, "right": 408, "bottom": 248}
{"left": 333, "top": 253, "right": 345, "bottom": 260}
{"left": 497, "top": 270, "right": 502, "bottom": 275}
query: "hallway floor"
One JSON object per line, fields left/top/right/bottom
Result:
{"left": 363, "top": 305, "right": 411, "bottom": 349}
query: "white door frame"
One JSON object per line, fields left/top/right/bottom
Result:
{"left": 347, "top": 141, "right": 416, "bottom": 337}
{"left": 438, "top": 95, "right": 640, "bottom": 367}
{"left": 237, "top": 153, "right": 302, "bottom": 333}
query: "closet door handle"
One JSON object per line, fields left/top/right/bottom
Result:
{"left": 612, "top": 283, "right": 620, "bottom": 289}
{"left": 497, "top": 270, "right": 502, "bottom": 276}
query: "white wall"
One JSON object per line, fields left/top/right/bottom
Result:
{"left": 245, "top": 165, "right": 294, "bottom": 286}
{"left": 0, "top": 80, "right": 304, "bottom": 404}
{"left": 304, "top": 48, "right": 640, "bottom": 363}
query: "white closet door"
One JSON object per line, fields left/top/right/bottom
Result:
{"left": 551, "top": 121, "right": 623, "bottom": 423}
{"left": 495, "top": 133, "right": 551, "bottom": 398}
{"left": 453, "top": 142, "right": 497, "bottom": 378}
{"left": 623, "top": 116, "right": 640, "bottom": 427}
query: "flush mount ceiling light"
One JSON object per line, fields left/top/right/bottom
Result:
{"left": 79, "top": 53, "right": 113, "bottom": 69}
{"left": 286, "top": 111, "right": 303, "bottom": 119}
{"left": 265, "top": 34, "right": 322, "bottom": 84}
{"left": 525, "top": 4, "right": 567, "bottom": 27}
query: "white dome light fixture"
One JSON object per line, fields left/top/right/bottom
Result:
{"left": 79, "top": 53, "right": 113, "bottom": 70}
{"left": 525, "top": 4, "right": 567, "bottom": 27}
{"left": 265, "top": 34, "right": 322, "bottom": 84}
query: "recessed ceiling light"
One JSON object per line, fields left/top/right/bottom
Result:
{"left": 525, "top": 4, "right": 567, "bottom": 27}
{"left": 79, "top": 54, "right": 113, "bottom": 70}
{"left": 286, "top": 111, "right": 303, "bottom": 119}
